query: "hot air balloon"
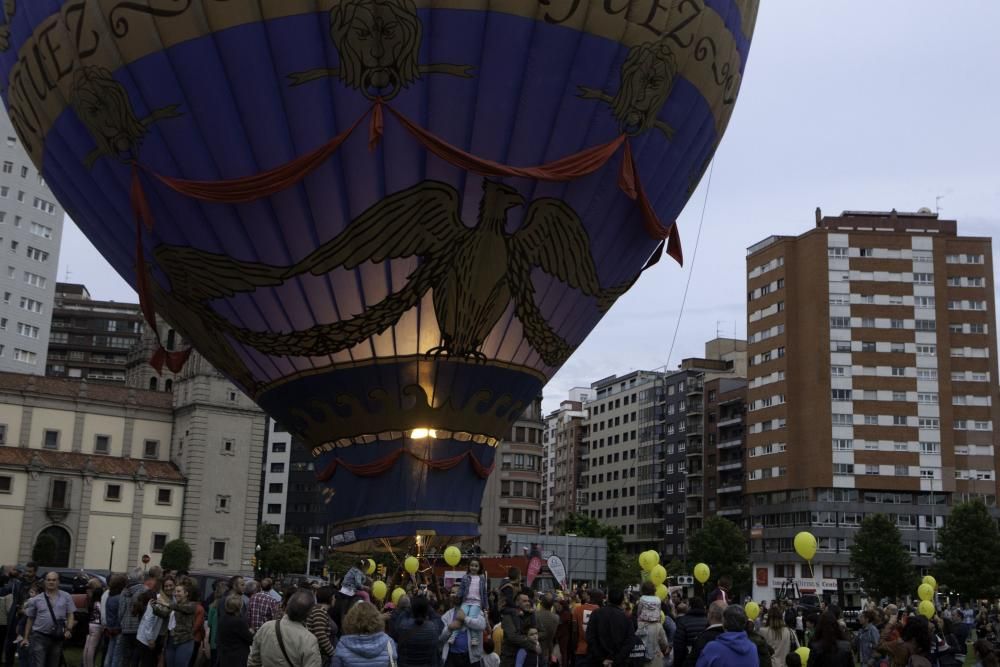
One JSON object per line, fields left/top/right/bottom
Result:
{"left": 0, "top": 1, "right": 759, "bottom": 551}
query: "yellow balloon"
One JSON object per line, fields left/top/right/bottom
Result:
{"left": 922, "top": 575, "right": 937, "bottom": 590}
{"left": 917, "top": 583, "right": 934, "bottom": 602}
{"left": 794, "top": 532, "right": 817, "bottom": 562}
{"left": 366, "top": 558, "right": 376, "bottom": 575}
{"left": 694, "top": 563, "right": 710, "bottom": 584}
{"left": 745, "top": 601, "right": 760, "bottom": 621}
{"left": 795, "top": 647, "right": 810, "bottom": 664}
{"left": 650, "top": 565, "right": 667, "bottom": 586}
{"left": 372, "top": 580, "right": 387, "bottom": 601}
{"left": 638, "top": 551, "right": 655, "bottom": 572}
{"left": 656, "top": 584, "right": 668, "bottom": 601}
{"left": 918, "top": 600, "right": 935, "bottom": 619}
{"left": 391, "top": 587, "right": 406, "bottom": 605}
{"left": 404, "top": 556, "right": 419, "bottom": 575}
{"left": 444, "top": 546, "right": 462, "bottom": 567}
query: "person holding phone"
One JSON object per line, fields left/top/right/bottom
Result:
{"left": 21, "top": 571, "right": 76, "bottom": 667}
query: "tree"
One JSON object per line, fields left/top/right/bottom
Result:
{"left": 849, "top": 513, "right": 917, "bottom": 601}
{"left": 160, "top": 539, "right": 193, "bottom": 571}
{"left": 687, "top": 517, "right": 751, "bottom": 599}
{"left": 32, "top": 534, "right": 57, "bottom": 565}
{"left": 557, "top": 512, "right": 638, "bottom": 592}
{"left": 263, "top": 534, "right": 308, "bottom": 576}
{"left": 933, "top": 500, "right": 1000, "bottom": 599}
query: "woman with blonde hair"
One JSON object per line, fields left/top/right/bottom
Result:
{"left": 764, "top": 604, "right": 796, "bottom": 667}
{"left": 333, "top": 601, "right": 398, "bottom": 666}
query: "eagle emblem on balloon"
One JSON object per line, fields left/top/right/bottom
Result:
{"left": 152, "top": 179, "right": 636, "bottom": 384}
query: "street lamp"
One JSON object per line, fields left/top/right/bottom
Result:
{"left": 255, "top": 544, "right": 261, "bottom": 577}
{"left": 305, "top": 536, "right": 318, "bottom": 577}
{"left": 109, "top": 536, "right": 116, "bottom": 572}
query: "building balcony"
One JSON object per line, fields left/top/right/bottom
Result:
{"left": 718, "top": 416, "right": 743, "bottom": 428}
{"left": 718, "top": 484, "right": 742, "bottom": 494}
{"left": 686, "top": 442, "right": 703, "bottom": 455}
{"left": 718, "top": 507, "right": 743, "bottom": 517}
{"left": 687, "top": 468, "right": 703, "bottom": 478}
{"left": 687, "top": 381, "right": 704, "bottom": 396}
{"left": 718, "top": 438, "right": 742, "bottom": 450}
{"left": 718, "top": 461, "right": 742, "bottom": 471}
{"left": 686, "top": 401, "right": 703, "bottom": 415}
{"left": 46, "top": 505, "right": 70, "bottom": 522}
{"left": 687, "top": 486, "right": 703, "bottom": 497}
{"left": 686, "top": 425, "right": 704, "bottom": 437}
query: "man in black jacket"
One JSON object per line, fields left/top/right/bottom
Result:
{"left": 586, "top": 589, "right": 633, "bottom": 666}
{"left": 500, "top": 592, "right": 540, "bottom": 667}
{"left": 685, "top": 601, "right": 727, "bottom": 667}
{"left": 673, "top": 597, "right": 709, "bottom": 667}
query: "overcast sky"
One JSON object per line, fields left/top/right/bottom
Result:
{"left": 59, "top": 2, "right": 1000, "bottom": 414}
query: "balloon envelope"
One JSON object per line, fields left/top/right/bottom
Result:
{"left": 917, "top": 584, "right": 934, "bottom": 602}
{"left": 366, "top": 559, "right": 376, "bottom": 575}
{"left": 404, "top": 556, "right": 419, "bottom": 575}
{"left": 392, "top": 588, "right": 406, "bottom": 605}
{"left": 444, "top": 546, "right": 462, "bottom": 567}
{"left": 0, "top": 1, "right": 758, "bottom": 549}
{"left": 694, "top": 563, "right": 711, "bottom": 584}
{"left": 650, "top": 565, "right": 667, "bottom": 585}
{"left": 656, "top": 584, "right": 669, "bottom": 601}
{"left": 795, "top": 647, "right": 810, "bottom": 664}
{"left": 745, "top": 601, "right": 760, "bottom": 621}
{"left": 794, "top": 532, "right": 817, "bottom": 562}
{"left": 918, "top": 600, "right": 935, "bottom": 619}
{"left": 922, "top": 575, "right": 937, "bottom": 590}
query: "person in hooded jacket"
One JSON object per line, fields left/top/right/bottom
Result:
{"left": 673, "top": 598, "right": 709, "bottom": 667}
{"left": 332, "top": 601, "right": 398, "bottom": 667}
{"left": 395, "top": 595, "right": 442, "bottom": 667}
{"left": 696, "top": 605, "right": 759, "bottom": 667}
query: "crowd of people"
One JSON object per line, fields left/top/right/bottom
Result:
{"left": 0, "top": 558, "right": 998, "bottom": 667}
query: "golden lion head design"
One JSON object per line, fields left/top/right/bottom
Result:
{"left": 329, "top": 0, "right": 422, "bottom": 100}
{"left": 612, "top": 38, "right": 678, "bottom": 136}
{"left": 70, "top": 66, "right": 146, "bottom": 160}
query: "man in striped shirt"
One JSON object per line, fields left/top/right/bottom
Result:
{"left": 306, "top": 587, "right": 336, "bottom": 664}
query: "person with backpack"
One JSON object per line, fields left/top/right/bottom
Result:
{"left": 585, "top": 589, "right": 633, "bottom": 666}
{"left": 633, "top": 594, "right": 670, "bottom": 667}
{"left": 672, "top": 598, "right": 708, "bottom": 667}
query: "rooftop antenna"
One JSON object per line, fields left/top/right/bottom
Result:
{"left": 63, "top": 265, "right": 71, "bottom": 281}
{"left": 935, "top": 195, "right": 944, "bottom": 215}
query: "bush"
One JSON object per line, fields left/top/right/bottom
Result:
{"left": 160, "top": 539, "right": 192, "bottom": 571}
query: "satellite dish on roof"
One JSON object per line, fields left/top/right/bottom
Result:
{"left": 917, "top": 207, "right": 933, "bottom": 214}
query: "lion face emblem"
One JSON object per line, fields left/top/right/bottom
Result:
{"left": 578, "top": 37, "right": 677, "bottom": 140}
{"left": 330, "top": 0, "right": 421, "bottom": 100}
{"left": 71, "top": 67, "right": 147, "bottom": 160}
{"left": 612, "top": 40, "right": 677, "bottom": 135}
{"left": 71, "top": 66, "right": 181, "bottom": 168}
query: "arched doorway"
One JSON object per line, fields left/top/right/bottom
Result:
{"left": 35, "top": 525, "right": 71, "bottom": 567}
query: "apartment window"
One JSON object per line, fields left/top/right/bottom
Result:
{"left": 150, "top": 533, "right": 169, "bottom": 553}
{"left": 859, "top": 248, "right": 874, "bottom": 257}
{"left": 26, "top": 246, "right": 48, "bottom": 262}
{"left": 16, "top": 323, "right": 39, "bottom": 339}
{"left": 918, "top": 393, "right": 937, "bottom": 403}
{"left": 866, "top": 465, "right": 880, "bottom": 475}
{"left": 861, "top": 317, "right": 875, "bottom": 328}
{"left": 833, "top": 439, "right": 852, "bottom": 451}
{"left": 0, "top": 423, "right": 6, "bottom": 444}
{"left": 1, "top": 162, "right": 10, "bottom": 174}
{"left": 861, "top": 342, "right": 876, "bottom": 352}
{"left": 215, "top": 495, "right": 231, "bottom": 513}
{"left": 913, "top": 273, "right": 933, "bottom": 284}
{"left": 918, "top": 418, "right": 939, "bottom": 429}
{"left": 18, "top": 297, "right": 42, "bottom": 314}
{"left": 49, "top": 479, "right": 69, "bottom": 509}
{"left": 920, "top": 469, "right": 935, "bottom": 479}
{"left": 43, "top": 429, "right": 59, "bottom": 450}
{"left": 892, "top": 391, "right": 907, "bottom": 401}
{"left": 266, "top": 503, "right": 282, "bottom": 514}
{"left": 270, "top": 462, "right": 285, "bottom": 473}
{"left": 222, "top": 438, "right": 235, "bottom": 455}
{"left": 828, "top": 247, "right": 847, "bottom": 257}
{"left": 891, "top": 367, "right": 905, "bottom": 377}
{"left": 0, "top": 476, "right": 10, "bottom": 493}
{"left": 890, "top": 342, "right": 905, "bottom": 353}
{"left": 831, "top": 366, "right": 846, "bottom": 377}
{"left": 893, "top": 415, "right": 907, "bottom": 426}
{"left": 917, "top": 369, "right": 938, "bottom": 379}
{"left": 228, "top": 390, "right": 237, "bottom": 402}
{"left": 830, "top": 317, "right": 850, "bottom": 329}
{"left": 156, "top": 488, "right": 173, "bottom": 505}
{"left": 94, "top": 435, "right": 110, "bottom": 454}
{"left": 831, "top": 389, "right": 852, "bottom": 401}
{"left": 104, "top": 483, "right": 122, "bottom": 502}
{"left": 864, "top": 415, "right": 878, "bottom": 425}
{"left": 272, "top": 441, "right": 287, "bottom": 453}
{"left": 920, "top": 442, "right": 940, "bottom": 453}
{"left": 30, "top": 222, "right": 52, "bottom": 239}
{"left": 14, "top": 349, "right": 37, "bottom": 365}
{"left": 143, "top": 439, "right": 159, "bottom": 459}
{"left": 210, "top": 540, "right": 227, "bottom": 562}
{"left": 915, "top": 320, "right": 936, "bottom": 331}
{"left": 833, "top": 463, "right": 854, "bottom": 475}
{"left": 832, "top": 413, "right": 852, "bottom": 425}
{"left": 268, "top": 483, "right": 283, "bottom": 494}
{"left": 917, "top": 345, "right": 936, "bottom": 356}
